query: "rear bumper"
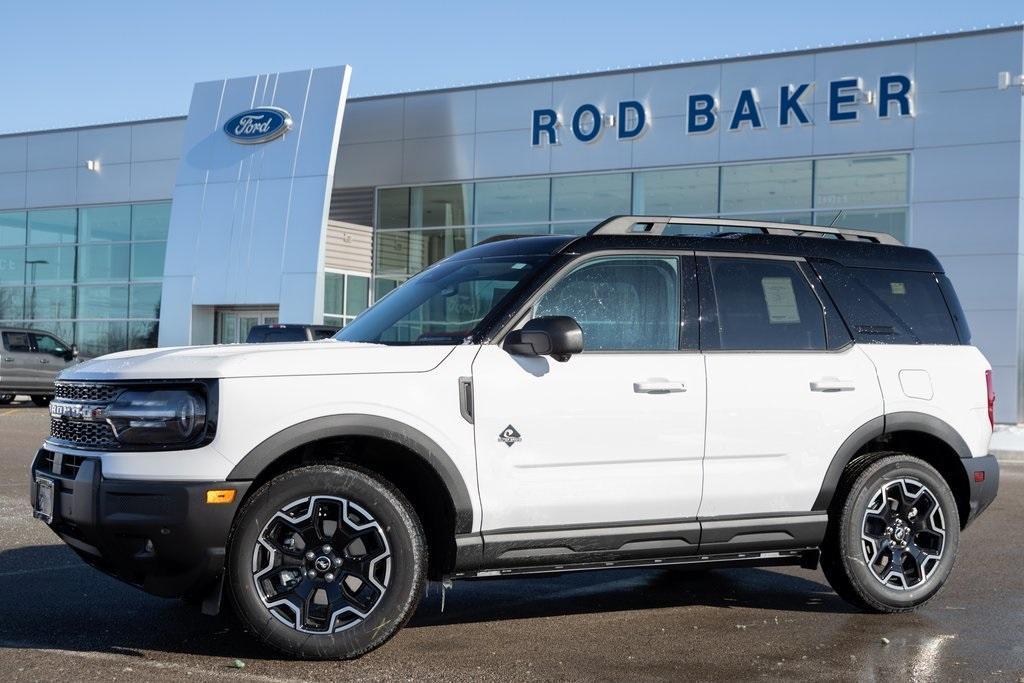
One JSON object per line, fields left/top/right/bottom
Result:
{"left": 960, "top": 454, "right": 999, "bottom": 527}
{"left": 29, "top": 448, "right": 250, "bottom": 598}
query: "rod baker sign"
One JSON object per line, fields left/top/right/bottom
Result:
{"left": 530, "top": 74, "right": 912, "bottom": 146}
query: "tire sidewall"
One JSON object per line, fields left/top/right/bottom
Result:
{"left": 227, "top": 464, "right": 425, "bottom": 659}
{"left": 841, "top": 457, "right": 960, "bottom": 608}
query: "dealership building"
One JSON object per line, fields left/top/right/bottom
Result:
{"left": 0, "top": 26, "right": 1022, "bottom": 419}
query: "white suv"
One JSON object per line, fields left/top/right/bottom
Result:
{"left": 31, "top": 216, "right": 999, "bottom": 659}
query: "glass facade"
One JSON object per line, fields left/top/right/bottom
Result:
{"left": 323, "top": 271, "right": 372, "bottom": 327}
{"left": 373, "top": 154, "right": 910, "bottom": 291}
{"left": 0, "top": 201, "right": 169, "bottom": 358}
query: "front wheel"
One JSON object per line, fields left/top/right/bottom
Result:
{"left": 0, "top": 394, "right": 14, "bottom": 405}
{"left": 227, "top": 464, "right": 426, "bottom": 659}
{"left": 30, "top": 395, "right": 51, "bottom": 407}
{"left": 821, "top": 453, "right": 960, "bottom": 612}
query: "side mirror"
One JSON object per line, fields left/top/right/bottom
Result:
{"left": 503, "top": 316, "right": 583, "bottom": 362}
{"left": 68, "top": 345, "right": 79, "bottom": 361}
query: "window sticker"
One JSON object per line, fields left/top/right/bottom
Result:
{"left": 761, "top": 277, "right": 801, "bottom": 324}
{"left": 890, "top": 281, "right": 906, "bottom": 295}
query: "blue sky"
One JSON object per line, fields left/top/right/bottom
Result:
{"left": 0, "top": 0, "right": 1020, "bottom": 133}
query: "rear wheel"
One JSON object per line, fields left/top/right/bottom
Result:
{"left": 0, "top": 394, "right": 13, "bottom": 405}
{"left": 227, "top": 464, "right": 426, "bottom": 659}
{"left": 821, "top": 453, "right": 959, "bottom": 612}
{"left": 30, "top": 395, "right": 51, "bottom": 407}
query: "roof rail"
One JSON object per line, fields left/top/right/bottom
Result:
{"left": 588, "top": 215, "right": 902, "bottom": 245}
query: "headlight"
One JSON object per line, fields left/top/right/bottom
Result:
{"left": 106, "top": 389, "right": 208, "bottom": 446}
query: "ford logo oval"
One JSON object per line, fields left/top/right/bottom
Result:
{"left": 223, "top": 107, "right": 293, "bottom": 144}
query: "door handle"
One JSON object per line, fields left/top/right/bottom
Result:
{"left": 1, "top": 356, "right": 12, "bottom": 363}
{"left": 38, "top": 358, "right": 51, "bottom": 364}
{"left": 634, "top": 379, "right": 687, "bottom": 394}
{"left": 810, "top": 377, "right": 855, "bottom": 392}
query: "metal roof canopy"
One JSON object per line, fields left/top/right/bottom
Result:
{"left": 589, "top": 215, "right": 903, "bottom": 245}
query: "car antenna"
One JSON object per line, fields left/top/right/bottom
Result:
{"left": 827, "top": 210, "right": 845, "bottom": 228}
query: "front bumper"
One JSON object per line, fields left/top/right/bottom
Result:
{"left": 29, "top": 447, "right": 250, "bottom": 599}
{"left": 960, "top": 454, "right": 999, "bottom": 527}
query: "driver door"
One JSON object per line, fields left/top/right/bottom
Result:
{"left": 29, "top": 333, "right": 74, "bottom": 389}
{"left": 471, "top": 253, "right": 705, "bottom": 551}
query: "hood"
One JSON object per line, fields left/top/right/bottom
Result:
{"left": 60, "top": 341, "right": 455, "bottom": 381}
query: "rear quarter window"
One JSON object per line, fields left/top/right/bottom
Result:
{"left": 813, "top": 262, "right": 962, "bottom": 344}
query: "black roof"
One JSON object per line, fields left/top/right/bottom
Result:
{"left": 452, "top": 232, "right": 943, "bottom": 273}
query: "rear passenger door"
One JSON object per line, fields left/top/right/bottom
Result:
{"left": 1, "top": 331, "right": 35, "bottom": 390}
{"left": 696, "top": 255, "right": 883, "bottom": 535}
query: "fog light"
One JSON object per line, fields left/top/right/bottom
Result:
{"left": 206, "top": 489, "right": 236, "bottom": 504}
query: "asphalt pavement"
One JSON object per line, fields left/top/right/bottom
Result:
{"left": 1, "top": 400, "right": 1022, "bottom": 681}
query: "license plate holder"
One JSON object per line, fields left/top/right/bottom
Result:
{"left": 34, "top": 477, "right": 55, "bottom": 524}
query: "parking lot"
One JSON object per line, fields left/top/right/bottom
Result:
{"left": 0, "top": 401, "right": 1021, "bottom": 681}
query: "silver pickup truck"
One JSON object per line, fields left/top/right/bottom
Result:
{"left": 0, "top": 327, "right": 78, "bottom": 406}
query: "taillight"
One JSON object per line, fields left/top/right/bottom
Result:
{"left": 985, "top": 370, "right": 995, "bottom": 429}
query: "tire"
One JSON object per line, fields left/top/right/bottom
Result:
{"left": 30, "top": 395, "right": 51, "bottom": 407}
{"left": 227, "top": 464, "right": 426, "bottom": 659}
{"left": 821, "top": 452, "right": 960, "bottom": 613}
{"left": 0, "top": 394, "right": 13, "bottom": 405}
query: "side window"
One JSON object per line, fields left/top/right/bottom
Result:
{"left": 533, "top": 256, "right": 680, "bottom": 351}
{"left": 2, "top": 331, "right": 31, "bottom": 352}
{"left": 32, "top": 334, "right": 66, "bottom": 356}
{"left": 706, "top": 257, "right": 826, "bottom": 351}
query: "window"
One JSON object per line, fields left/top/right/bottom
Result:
{"left": 32, "top": 333, "right": 68, "bottom": 356}
{"left": 377, "top": 188, "right": 411, "bottom": 229}
{"left": 0, "top": 287, "right": 24, "bottom": 319}
{"left": 77, "top": 285, "right": 129, "bottom": 319}
{"left": 77, "top": 243, "right": 130, "bottom": 282}
{"left": 26, "top": 286, "right": 73, "bottom": 319}
{"left": 720, "top": 161, "right": 812, "bottom": 214}
{"left": 28, "top": 209, "right": 76, "bottom": 245}
{"left": 345, "top": 275, "right": 370, "bottom": 317}
{"left": 80, "top": 206, "right": 131, "bottom": 242}
{"left": 475, "top": 179, "right": 550, "bottom": 225}
{"left": 337, "top": 256, "right": 545, "bottom": 345}
{"left": 814, "top": 155, "right": 908, "bottom": 208}
{"left": 821, "top": 267, "right": 959, "bottom": 345}
{"left": 633, "top": 168, "right": 718, "bottom": 215}
{"left": 129, "top": 284, "right": 162, "bottom": 319}
{"left": 413, "top": 184, "right": 472, "bottom": 228}
{"left": 75, "top": 321, "right": 127, "bottom": 358}
{"left": 0, "top": 247, "right": 25, "bottom": 284}
{"left": 131, "top": 242, "right": 166, "bottom": 280}
{"left": 26, "top": 246, "right": 75, "bottom": 284}
{"left": 131, "top": 203, "right": 172, "bottom": 241}
{"left": 0, "top": 212, "right": 26, "bottom": 247}
{"left": 551, "top": 173, "right": 630, "bottom": 225}
{"left": 2, "top": 331, "right": 30, "bottom": 352}
{"left": 324, "top": 272, "right": 373, "bottom": 327}
{"left": 707, "top": 257, "right": 825, "bottom": 351}
{"left": 534, "top": 256, "right": 680, "bottom": 351}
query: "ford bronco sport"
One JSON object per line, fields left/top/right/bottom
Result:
{"left": 31, "top": 216, "right": 999, "bottom": 659}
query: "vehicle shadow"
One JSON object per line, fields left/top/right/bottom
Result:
{"left": 0, "top": 544, "right": 855, "bottom": 662}
{"left": 0, "top": 397, "right": 46, "bottom": 410}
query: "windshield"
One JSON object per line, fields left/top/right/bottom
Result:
{"left": 336, "top": 255, "right": 546, "bottom": 345}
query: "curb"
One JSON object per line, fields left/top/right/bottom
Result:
{"left": 992, "top": 450, "right": 1024, "bottom": 462}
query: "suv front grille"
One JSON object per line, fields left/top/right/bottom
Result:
{"left": 54, "top": 382, "right": 122, "bottom": 403}
{"left": 49, "top": 381, "right": 123, "bottom": 450}
{"left": 50, "top": 419, "right": 119, "bottom": 450}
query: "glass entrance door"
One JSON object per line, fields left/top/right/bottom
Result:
{"left": 215, "top": 308, "right": 279, "bottom": 343}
